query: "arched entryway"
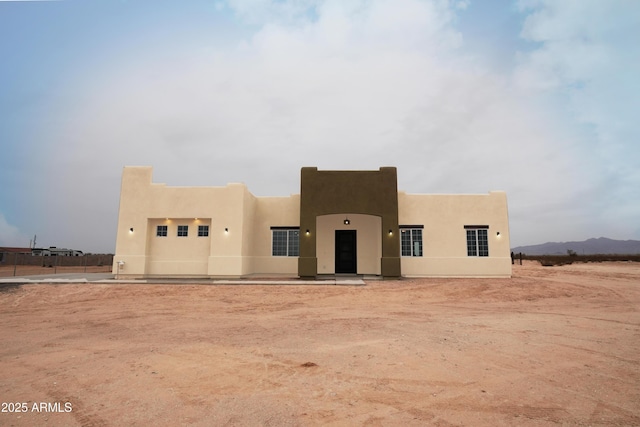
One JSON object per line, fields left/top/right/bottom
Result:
{"left": 298, "top": 167, "right": 400, "bottom": 278}
{"left": 316, "top": 214, "right": 382, "bottom": 275}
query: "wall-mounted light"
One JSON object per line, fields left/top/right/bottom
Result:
{"left": 344, "top": 218, "right": 350, "bottom": 225}
{"left": 129, "top": 227, "right": 134, "bottom": 233}
{"left": 224, "top": 228, "right": 229, "bottom": 233}
{"left": 496, "top": 231, "right": 501, "bottom": 237}
{"left": 305, "top": 229, "right": 310, "bottom": 235}
{"left": 388, "top": 229, "right": 393, "bottom": 236}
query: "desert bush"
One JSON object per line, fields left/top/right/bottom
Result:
{"left": 522, "top": 254, "right": 640, "bottom": 266}
{"left": 537, "top": 256, "right": 574, "bottom": 267}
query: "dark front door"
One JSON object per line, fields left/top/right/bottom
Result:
{"left": 335, "top": 230, "right": 357, "bottom": 274}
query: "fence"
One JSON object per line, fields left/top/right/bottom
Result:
{"left": 0, "top": 252, "right": 114, "bottom": 277}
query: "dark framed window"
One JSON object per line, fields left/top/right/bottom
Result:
{"left": 465, "top": 226, "right": 489, "bottom": 257}
{"left": 198, "top": 225, "right": 209, "bottom": 237}
{"left": 156, "top": 225, "right": 168, "bottom": 237}
{"left": 400, "top": 226, "right": 423, "bottom": 257}
{"left": 177, "top": 225, "right": 188, "bottom": 237}
{"left": 271, "top": 227, "right": 299, "bottom": 256}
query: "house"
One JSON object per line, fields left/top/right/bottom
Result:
{"left": 112, "top": 166, "right": 511, "bottom": 279}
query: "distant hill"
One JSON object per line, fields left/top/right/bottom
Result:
{"left": 512, "top": 237, "right": 640, "bottom": 255}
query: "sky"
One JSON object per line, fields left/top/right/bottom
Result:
{"left": 0, "top": 0, "right": 639, "bottom": 253}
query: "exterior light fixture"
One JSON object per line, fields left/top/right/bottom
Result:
{"left": 496, "top": 231, "right": 501, "bottom": 236}
{"left": 129, "top": 228, "right": 134, "bottom": 233}
{"left": 388, "top": 229, "right": 393, "bottom": 236}
{"left": 305, "top": 229, "right": 310, "bottom": 235}
{"left": 344, "top": 218, "right": 350, "bottom": 225}
{"left": 225, "top": 228, "right": 229, "bottom": 233}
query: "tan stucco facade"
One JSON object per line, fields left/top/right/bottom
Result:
{"left": 113, "top": 166, "right": 511, "bottom": 278}
{"left": 398, "top": 191, "right": 512, "bottom": 277}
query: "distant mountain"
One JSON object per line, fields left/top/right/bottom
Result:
{"left": 512, "top": 237, "right": 640, "bottom": 255}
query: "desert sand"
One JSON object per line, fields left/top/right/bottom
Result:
{"left": 1, "top": 261, "right": 639, "bottom": 426}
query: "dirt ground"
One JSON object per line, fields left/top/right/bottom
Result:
{"left": 1, "top": 261, "right": 639, "bottom": 426}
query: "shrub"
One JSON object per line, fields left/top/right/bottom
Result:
{"left": 523, "top": 254, "right": 640, "bottom": 266}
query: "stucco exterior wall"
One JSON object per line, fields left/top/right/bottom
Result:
{"left": 113, "top": 166, "right": 511, "bottom": 278}
{"left": 249, "top": 196, "right": 300, "bottom": 275}
{"left": 113, "top": 167, "right": 237, "bottom": 277}
{"left": 398, "top": 191, "right": 511, "bottom": 277}
{"left": 113, "top": 166, "right": 301, "bottom": 278}
{"left": 146, "top": 218, "right": 211, "bottom": 275}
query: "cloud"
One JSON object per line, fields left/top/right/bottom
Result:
{"left": 226, "top": 0, "right": 322, "bottom": 25}
{"left": 514, "top": 1, "right": 639, "bottom": 167}
{"left": 0, "top": 213, "right": 28, "bottom": 247}
{"left": 22, "top": 0, "right": 639, "bottom": 249}
{"left": 514, "top": 0, "right": 640, "bottom": 239}
{"left": 53, "top": 0, "right": 556, "bottom": 184}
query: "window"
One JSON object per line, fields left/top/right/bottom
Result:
{"left": 177, "top": 225, "right": 188, "bottom": 237}
{"left": 156, "top": 225, "right": 168, "bottom": 237}
{"left": 271, "top": 227, "right": 299, "bottom": 256}
{"left": 400, "top": 226, "right": 423, "bottom": 257}
{"left": 465, "top": 226, "right": 489, "bottom": 257}
{"left": 198, "top": 225, "right": 209, "bottom": 237}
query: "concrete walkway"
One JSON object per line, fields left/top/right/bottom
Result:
{"left": 0, "top": 273, "right": 365, "bottom": 286}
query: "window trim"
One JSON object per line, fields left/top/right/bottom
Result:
{"left": 270, "top": 226, "right": 300, "bottom": 257}
{"left": 465, "top": 226, "right": 489, "bottom": 257}
{"left": 197, "top": 225, "right": 209, "bottom": 237}
{"left": 156, "top": 225, "right": 168, "bottom": 237}
{"left": 400, "top": 226, "right": 423, "bottom": 257}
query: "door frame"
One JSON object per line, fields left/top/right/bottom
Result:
{"left": 335, "top": 230, "right": 357, "bottom": 274}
